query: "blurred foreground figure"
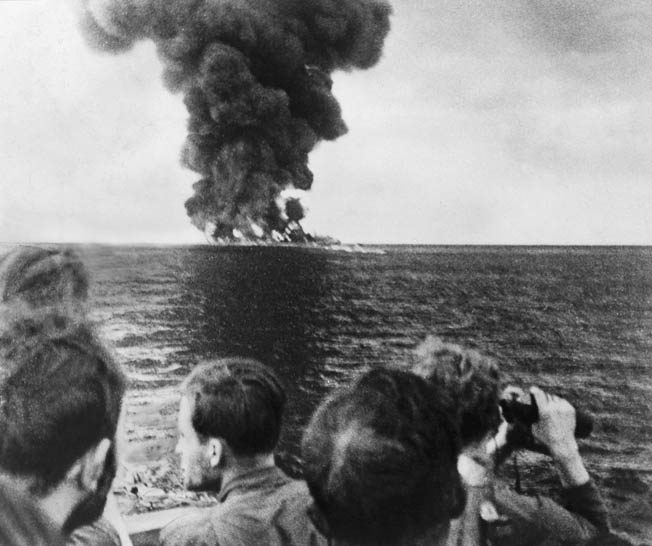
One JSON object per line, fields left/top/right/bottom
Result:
{"left": 412, "top": 336, "right": 610, "bottom": 546}
{"left": 0, "top": 246, "right": 131, "bottom": 546}
{"left": 0, "top": 321, "right": 126, "bottom": 541}
{"left": 302, "top": 367, "right": 465, "bottom": 546}
{"left": 0, "top": 246, "right": 89, "bottom": 374}
{"left": 0, "top": 246, "right": 89, "bottom": 308}
{"left": 160, "top": 358, "right": 325, "bottom": 546}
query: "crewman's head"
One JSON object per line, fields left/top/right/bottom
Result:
{"left": 176, "top": 357, "right": 286, "bottom": 491}
{"left": 302, "top": 367, "right": 464, "bottom": 546}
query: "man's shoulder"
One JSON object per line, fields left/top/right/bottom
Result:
{"left": 226, "top": 475, "right": 312, "bottom": 509}
{"left": 492, "top": 480, "right": 566, "bottom": 526}
{"left": 220, "top": 477, "right": 324, "bottom": 546}
{"left": 493, "top": 481, "right": 531, "bottom": 507}
{"left": 269, "top": 477, "right": 315, "bottom": 514}
{"left": 159, "top": 476, "right": 324, "bottom": 546}
{"left": 492, "top": 479, "right": 596, "bottom": 515}
{"left": 490, "top": 479, "right": 601, "bottom": 544}
{"left": 274, "top": 476, "right": 312, "bottom": 499}
{"left": 159, "top": 508, "right": 217, "bottom": 546}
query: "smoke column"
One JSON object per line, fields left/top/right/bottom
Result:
{"left": 78, "top": 0, "right": 392, "bottom": 240}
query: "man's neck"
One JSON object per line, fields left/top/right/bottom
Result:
{"left": 0, "top": 473, "right": 77, "bottom": 532}
{"left": 221, "top": 452, "right": 275, "bottom": 487}
{"left": 39, "top": 488, "right": 78, "bottom": 531}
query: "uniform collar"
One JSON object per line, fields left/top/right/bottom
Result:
{"left": 218, "top": 464, "right": 288, "bottom": 503}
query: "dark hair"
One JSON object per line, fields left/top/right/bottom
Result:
{"left": 302, "top": 367, "right": 464, "bottom": 546}
{"left": 0, "top": 247, "right": 89, "bottom": 366}
{"left": 411, "top": 336, "right": 501, "bottom": 446}
{"left": 0, "top": 246, "right": 89, "bottom": 308}
{"left": 0, "top": 321, "right": 126, "bottom": 495}
{"left": 182, "top": 357, "right": 286, "bottom": 457}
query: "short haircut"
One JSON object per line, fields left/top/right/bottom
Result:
{"left": 181, "top": 357, "right": 286, "bottom": 456}
{"left": 411, "top": 336, "right": 501, "bottom": 446}
{"left": 0, "top": 321, "right": 126, "bottom": 495}
{"left": 0, "top": 246, "right": 89, "bottom": 308}
{"left": 302, "top": 367, "right": 464, "bottom": 546}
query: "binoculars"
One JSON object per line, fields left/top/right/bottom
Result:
{"left": 499, "top": 392, "right": 594, "bottom": 439}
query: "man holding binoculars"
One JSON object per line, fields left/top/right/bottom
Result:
{"left": 412, "top": 336, "right": 610, "bottom": 546}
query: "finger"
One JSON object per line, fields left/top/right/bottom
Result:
{"left": 530, "top": 386, "right": 548, "bottom": 409}
{"left": 549, "top": 394, "right": 571, "bottom": 411}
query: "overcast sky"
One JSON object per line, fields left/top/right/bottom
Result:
{"left": 1, "top": 1, "right": 651, "bottom": 244}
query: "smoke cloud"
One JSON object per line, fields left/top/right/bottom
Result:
{"left": 78, "top": 0, "right": 391, "bottom": 239}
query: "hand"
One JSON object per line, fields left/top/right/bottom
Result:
{"left": 530, "top": 386, "right": 589, "bottom": 487}
{"left": 530, "top": 387, "right": 577, "bottom": 458}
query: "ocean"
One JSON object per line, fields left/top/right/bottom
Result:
{"left": 80, "top": 244, "right": 652, "bottom": 541}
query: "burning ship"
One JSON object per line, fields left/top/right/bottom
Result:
{"left": 202, "top": 197, "right": 350, "bottom": 249}
{"left": 78, "top": 0, "right": 391, "bottom": 250}
{"left": 203, "top": 223, "right": 342, "bottom": 247}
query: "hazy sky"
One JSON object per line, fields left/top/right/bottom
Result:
{"left": 1, "top": 1, "right": 651, "bottom": 244}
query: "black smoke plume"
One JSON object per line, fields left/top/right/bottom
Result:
{"left": 78, "top": 0, "right": 392, "bottom": 240}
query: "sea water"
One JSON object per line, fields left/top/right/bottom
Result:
{"left": 81, "top": 245, "right": 652, "bottom": 540}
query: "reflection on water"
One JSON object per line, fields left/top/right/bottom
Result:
{"left": 181, "top": 247, "right": 333, "bottom": 468}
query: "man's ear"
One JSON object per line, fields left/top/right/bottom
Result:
{"left": 79, "top": 438, "right": 112, "bottom": 492}
{"left": 206, "top": 438, "right": 223, "bottom": 468}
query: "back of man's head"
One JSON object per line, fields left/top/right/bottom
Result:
{"left": 412, "top": 335, "right": 501, "bottom": 446}
{"left": 0, "top": 321, "right": 125, "bottom": 496}
{"left": 0, "top": 247, "right": 89, "bottom": 373}
{"left": 182, "top": 357, "right": 286, "bottom": 456}
{"left": 302, "top": 367, "right": 464, "bottom": 546}
{"left": 0, "top": 246, "right": 88, "bottom": 308}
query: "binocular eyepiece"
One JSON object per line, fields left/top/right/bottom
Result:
{"left": 499, "top": 393, "right": 594, "bottom": 439}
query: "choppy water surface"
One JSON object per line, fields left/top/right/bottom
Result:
{"left": 81, "top": 245, "right": 652, "bottom": 540}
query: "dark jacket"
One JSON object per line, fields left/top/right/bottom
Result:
{"left": 449, "top": 478, "right": 609, "bottom": 546}
{"left": 159, "top": 466, "right": 325, "bottom": 546}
